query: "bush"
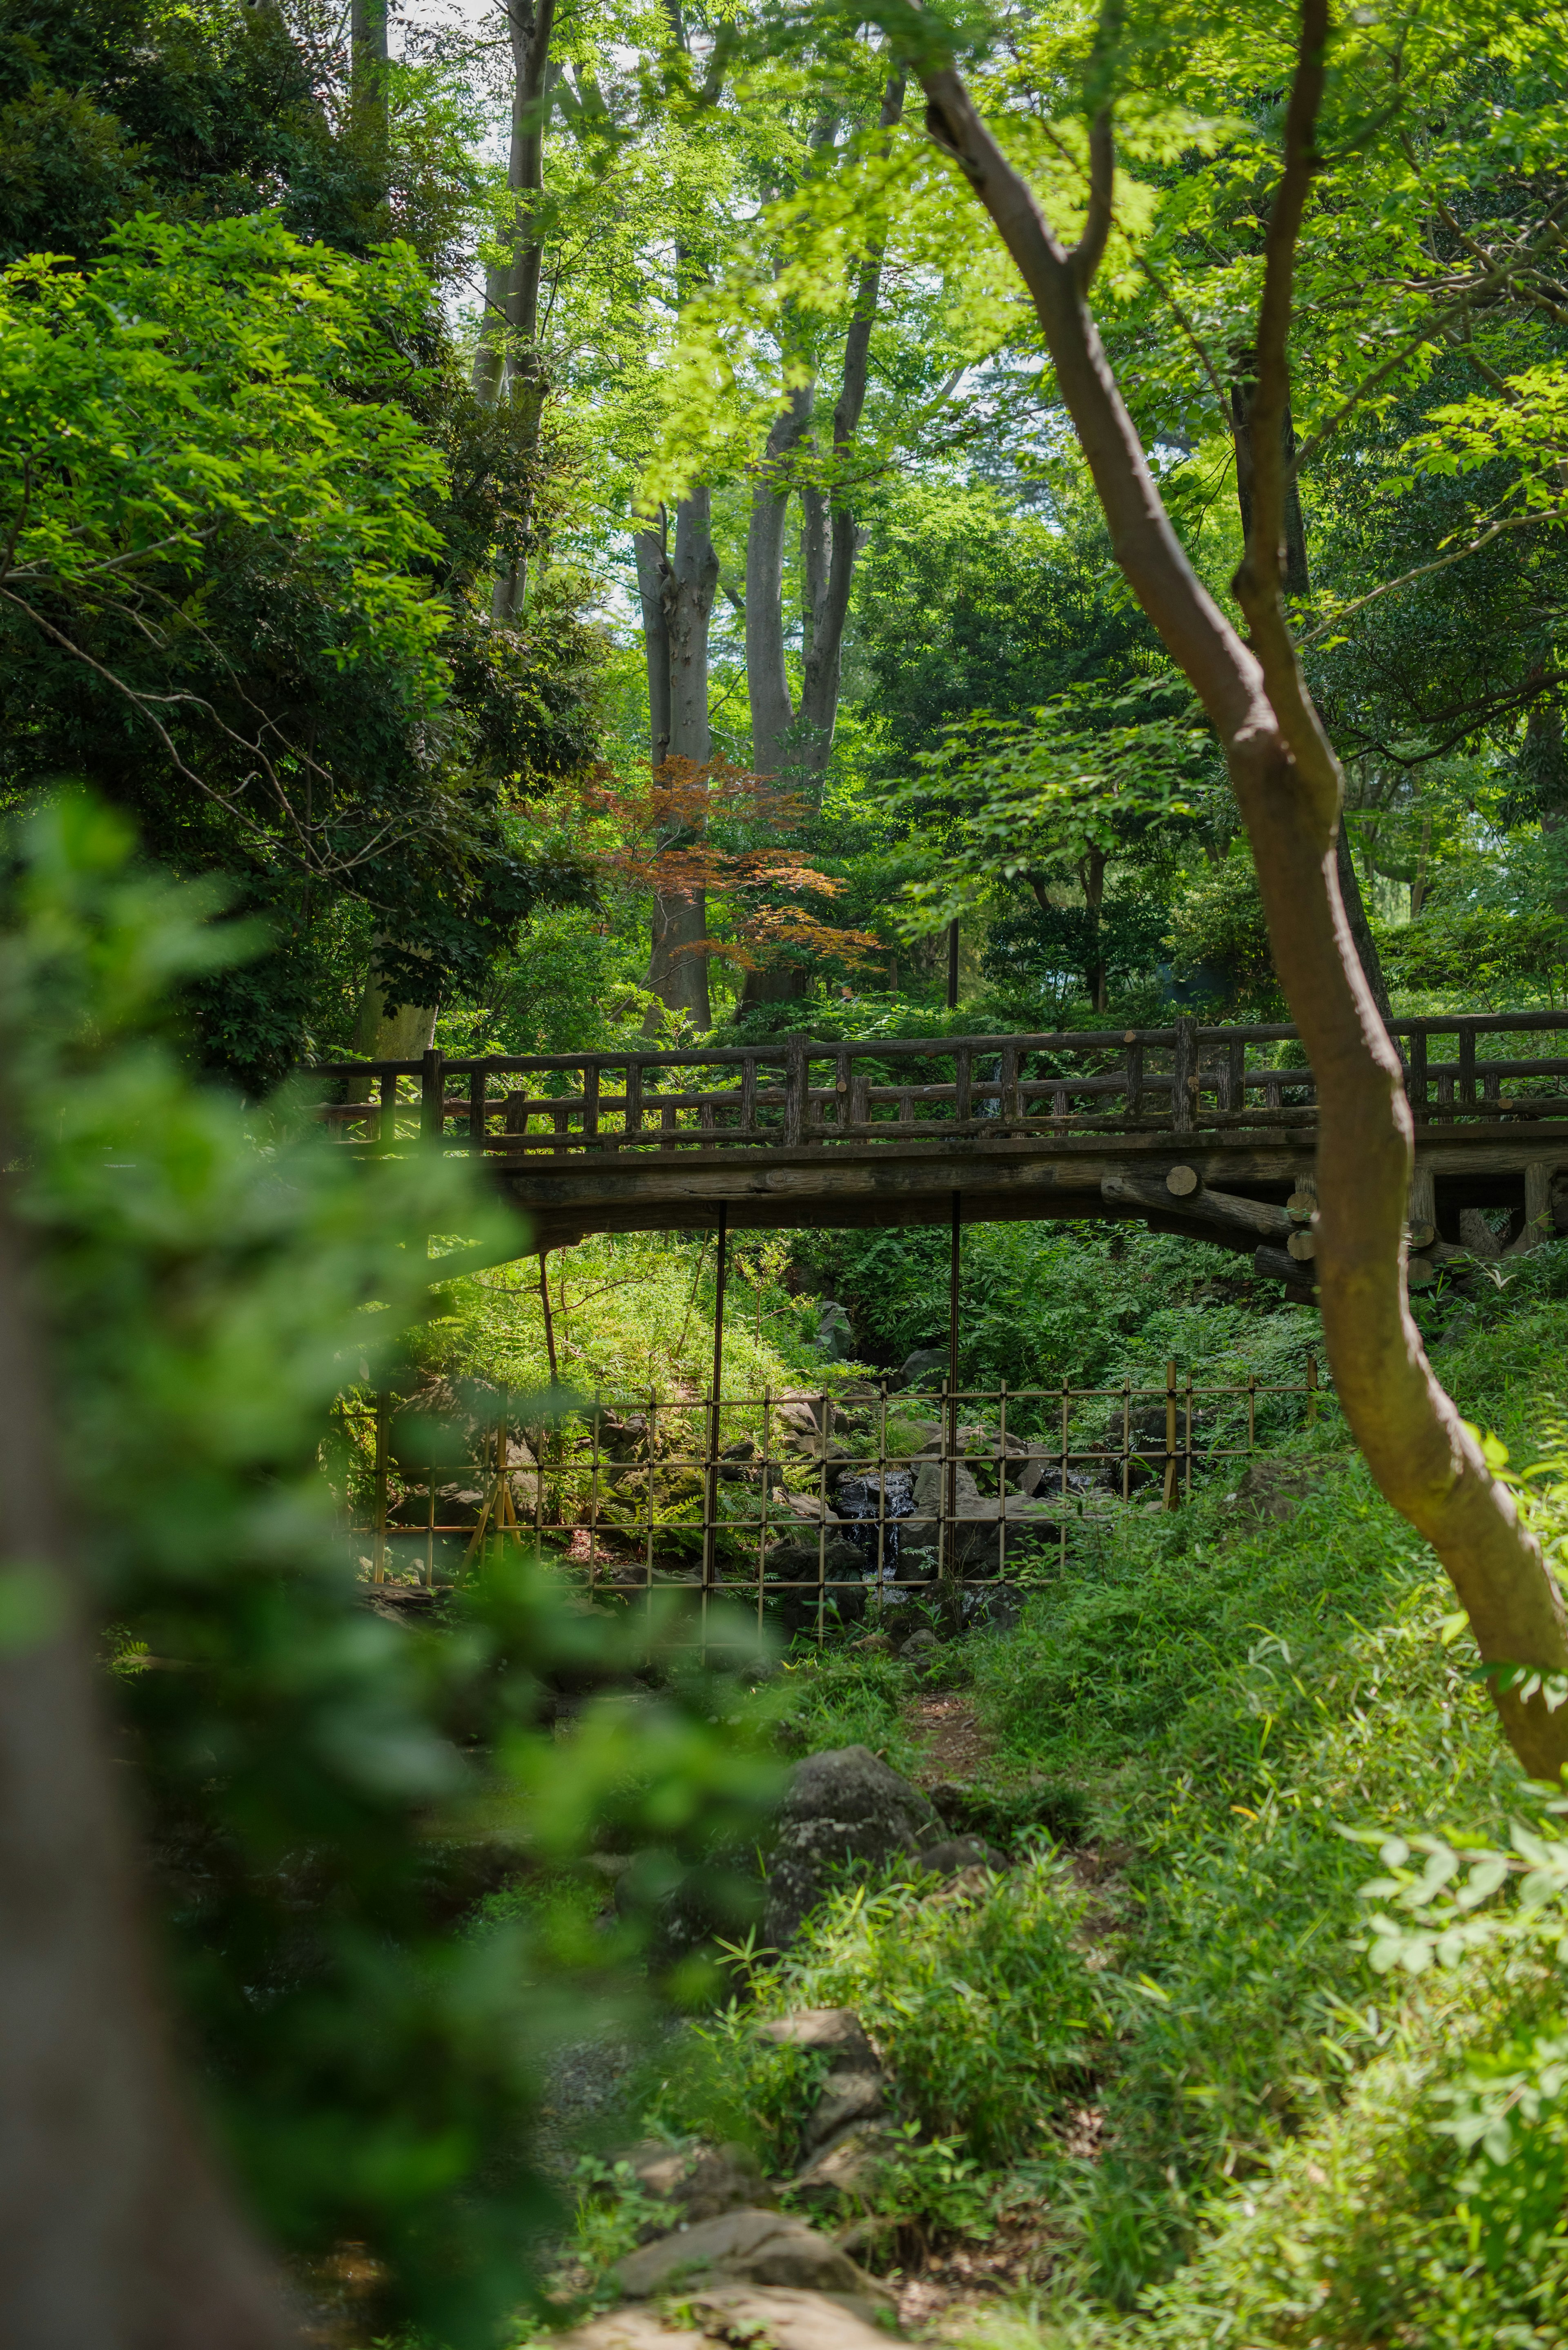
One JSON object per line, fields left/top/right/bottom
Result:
{"left": 4, "top": 794, "right": 783, "bottom": 2346}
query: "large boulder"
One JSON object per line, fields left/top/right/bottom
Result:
{"left": 763, "top": 1542, "right": 869, "bottom": 1636}
{"left": 764, "top": 1746, "right": 940, "bottom": 1946}
{"left": 611, "top": 2208, "right": 875, "bottom": 2301}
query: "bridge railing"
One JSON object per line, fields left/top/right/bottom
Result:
{"left": 308, "top": 1010, "right": 1568, "bottom": 1156}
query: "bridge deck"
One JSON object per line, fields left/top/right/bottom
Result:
{"left": 311, "top": 1012, "right": 1568, "bottom": 1258}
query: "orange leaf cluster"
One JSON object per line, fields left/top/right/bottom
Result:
{"left": 582, "top": 757, "right": 882, "bottom": 974}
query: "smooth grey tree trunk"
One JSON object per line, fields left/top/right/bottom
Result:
{"left": 472, "top": 0, "right": 557, "bottom": 619}
{"left": 646, "top": 493, "right": 718, "bottom": 1030}
{"left": 0, "top": 1099, "right": 296, "bottom": 2350}
{"left": 796, "top": 73, "right": 905, "bottom": 776}
{"left": 745, "top": 386, "right": 813, "bottom": 774}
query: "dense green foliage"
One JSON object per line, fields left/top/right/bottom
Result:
{"left": 13, "top": 2, "right": 1568, "bottom": 2345}
{"left": 4, "top": 796, "right": 782, "bottom": 2343}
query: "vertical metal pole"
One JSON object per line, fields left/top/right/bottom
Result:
{"left": 998, "top": 1380, "right": 1009, "bottom": 1583}
{"left": 539, "top": 1249, "right": 559, "bottom": 1385}
{"left": 703, "top": 1206, "right": 728, "bottom": 1600}
{"left": 372, "top": 1390, "right": 389, "bottom": 1585}
{"left": 947, "top": 919, "right": 959, "bottom": 1010}
{"left": 945, "top": 1191, "right": 960, "bottom": 1598}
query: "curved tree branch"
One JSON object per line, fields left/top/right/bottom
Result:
{"left": 911, "top": 1, "right": 1568, "bottom": 1778}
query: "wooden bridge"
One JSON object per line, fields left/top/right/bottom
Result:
{"left": 312, "top": 1011, "right": 1568, "bottom": 1285}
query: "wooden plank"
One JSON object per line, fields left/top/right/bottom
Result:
{"left": 954, "top": 1043, "right": 973, "bottom": 1125}
{"left": 1101, "top": 1171, "right": 1292, "bottom": 1239}
{"left": 582, "top": 1061, "right": 599, "bottom": 1146}
{"left": 1172, "top": 1017, "right": 1197, "bottom": 1134}
{"left": 625, "top": 1059, "right": 642, "bottom": 1139}
{"left": 739, "top": 1055, "right": 757, "bottom": 1133}
{"left": 1512, "top": 1160, "right": 1558, "bottom": 1254}
{"left": 1124, "top": 1037, "right": 1143, "bottom": 1117}
{"left": 1001, "top": 1041, "right": 1021, "bottom": 1124}
{"left": 469, "top": 1062, "right": 488, "bottom": 1155}
{"left": 1409, "top": 1029, "right": 1429, "bottom": 1124}
{"left": 1459, "top": 1023, "right": 1476, "bottom": 1108}
{"left": 421, "top": 1048, "right": 444, "bottom": 1142}
{"left": 785, "top": 1035, "right": 807, "bottom": 1146}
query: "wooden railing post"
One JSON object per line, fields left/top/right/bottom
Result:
{"left": 1000, "top": 1041, "right": 1021, "bottom": 1126}
{"left": 1172, "top": 1017, "right": 1197, "bottom": 1135}
{"left": 582, "top": 1059, "right": 599, "bottom": 1148}
{"left": 1409, "top": 1027, "right": 1429, "bottom": 1126}
{"left": 1124, "top": 1033, "right": 1143, "bottom": 1118}
{"left": 954, "top": 1042, "right": 973, "bottom": 1126}
{"left": 421, "top": 1047, "right": 444, "bottom": 1143}
{"left": 468, "top": 1060, "right": 488, "bottom": 1155}
{"left": 625, "top": 1057, "right": 643, "bottom": 1141}
{"left": 785, "top": 1034, "right": 808, "bottom": 1146}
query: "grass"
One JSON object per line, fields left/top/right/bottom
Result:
{"left": 608, "top": 1260, "right": 1568, "bottom": 2343}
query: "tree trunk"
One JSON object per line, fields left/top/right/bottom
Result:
{"left": 1078, "top": 843, "right": 1107, "bottom": 1011}
{"left": 796, "top": 72, "right": 906, "bottom": 776}
{"left": 0, "top": 1100, "right": 297, "bottom": 2350}
{"left": 472, "top": 0, "right": 556, "bottom": 620}
{"left": 350, "top": 0, "right": 388, "bottom": 140}
{"left": 346, "top": 943, "right": 438, "bottom": 1101}
{"left": 1232, "top": 361, "right": 1393, "bottom": 1021}
{"left": 633, "top": 517, "right": 672, "bottom": 775}
{"left": 745, "top": 386, "right": 813, "bottom": 774}
{"left": 918, "top": 9, "right": 1568, "bottom": 1779}
{"left": 646, "top": 491, "right": 718, "bottom": 1030}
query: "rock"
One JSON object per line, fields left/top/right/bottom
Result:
{"left": 815, "top": 1302, "right": 855, "bottom": 1362}
{"left": 756, "top": 2007, "right": 880, "bottom": 2067}
{"left": 896, "top": 1345, "right": 950, "bottom": 1391}
{"left": 789, "top": 2123, "right": 893, "bottom": 2206}
{"left": 688, "top": 2285, "right": 897, "bottom": 2346}
{"left": 612, "top": 2209, "right": 875, "bottom": 2302}
{"left": 688, "top": 2285, "right": 897, "bottom": 2345}
{"left": 912, "top": 1458, "right": 982, "bottom": 1512}
{"left": 916, "top": 1835, "right": 1005, "bottom": 1876}
{"left": 972, "top": 1581, "right": 1024, "bottom": 1634}
{"left": 622, "top": 2142, "right": 772, "bottom": 2230}
{"left": 764, "top": 1748, "right": 940, "bottom": 1947}
{"left": 552, "top": 2290, "right": 899, "bottom": 2350}
{"left": 899, "top": 1628, "right": 938, "bottom": 1661}
{"left": 555, "top": 2309, "right": 706, "bottom": 2350}
{"left": 897, "top": 1494, "right": 1056, "bottom": 1576}
{"left": 763, "top": 1543, "right": 869, "bottom": 1636}
{"left": 1227, "top": 1458, "right": 1329, "bottom": 1523}
{"left": 802, "top": 2069, "right": 884, "bottom": 2149}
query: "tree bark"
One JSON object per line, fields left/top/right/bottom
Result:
{"left": 350, "top": 0, "right": 388, "bottom": 140}
{"left": 646, "top": 491, "right": 718, "bottom": 1030}
{"left": 745, "top": 385, "right": 813, "bottom": 774}
{"left": 0, "top": 1099, "right": 297, "bottom": 2349}
{"left": 633, "top": 517, "right": 672, "bottom": 776}
{"left": 916, "top": 2, "right": 1568, "bottom": 1779}
{"left": 797, "top": 73, "right": 906, "bottom": 775}
{"left": 1232, "top": 363, "right": 1394, "bottom": 1021}
{"left": 472, "top": 0, "right": 557, "bottom": 619}
{"left": 1077, "top": 843, "right": 1108, "bottom": 1011}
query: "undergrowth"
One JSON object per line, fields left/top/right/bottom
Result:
{"left": 590, "top": 1269, "right": 1568, "bottom": 2346}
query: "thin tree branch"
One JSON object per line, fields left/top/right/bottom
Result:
{"left": 1298, "top": 506, "right": 1568, "bottom": 647}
